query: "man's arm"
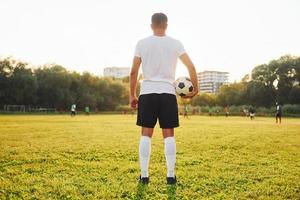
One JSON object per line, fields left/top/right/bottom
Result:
{"left": 129, "top": 56, "right": 142, "bottom": 109}
{"left": 179, "top": 53, "right": 199, "bottom": 98}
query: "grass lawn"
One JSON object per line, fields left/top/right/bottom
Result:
{"left": 0, "top": 115, "right": 300, "bottom": 199}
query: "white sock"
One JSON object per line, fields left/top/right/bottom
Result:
{"left": 139, "top": 136, "right": 151, "bottom": 178}
{"left": 164, "top": 137, "right": 176, "bottom": 177}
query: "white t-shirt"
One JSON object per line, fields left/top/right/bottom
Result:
{"left": 71, "top": 104, "right": 76, "bottom": 111}
{"left": 134, "top": 35, "right": 186, "bottom": 95}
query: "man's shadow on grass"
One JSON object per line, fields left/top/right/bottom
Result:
{"left": 167, "top": 185, "right": 176, "bottom": 200}
{"left": 134, "top": 182, "right": 148, "bottom": 200}
{"left": 134, "top": 183, "right": 176, "bottom": 200}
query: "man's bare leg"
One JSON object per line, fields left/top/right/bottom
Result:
{"left": 163, "top": 128, "right": 174, "bottom": 138}
{"left": 142, "top": 127, "right": 154, "bottom": 138}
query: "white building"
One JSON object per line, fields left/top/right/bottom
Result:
{"left": 103, "top": 67, "right": 130, "bottom": 78}
{"left": 198, "top": 71, "right": 229, "bottom": 94}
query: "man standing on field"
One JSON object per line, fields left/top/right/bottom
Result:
{"left": 275, "top": 102, "right": 283, "bottom": 124}
{"left": 70, "top": 104, "right": 76, "bottom": 117}
{"left": 129, "top": 13, "right": 198, "bottom": 185}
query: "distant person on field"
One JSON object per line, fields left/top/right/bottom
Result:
{"left": 85, "top": 106, "right": 90, "bottom": 115}
{"left": 275, "top": 103, "right": 283, "bottom": 124}
{"left": 224, "top": 106, "right": 229, "bottom": 117}
{"left": 184, "top": 105, "right": 189, "bottom": 118}
{"left": 71, "top": 104, "right": 76, "bottom": 117}
{"left": 243, "top": 108, "right": 249, "bottom": 117}
{"left": 249, "top": 106, "right": 255, "bottom": 120}
{"left": 129, "top": 13, "right": 198, "bottom": 185}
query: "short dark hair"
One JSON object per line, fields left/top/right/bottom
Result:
{"left": 151, "top": 13, "right": 168, "bottom": 26}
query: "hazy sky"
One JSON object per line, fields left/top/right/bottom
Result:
{"left": 1, "top": 0, "right": 300, "bottom": 81}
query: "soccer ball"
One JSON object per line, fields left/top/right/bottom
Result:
{"left": 174, "top": 77, "right": 194, "bottom": 97}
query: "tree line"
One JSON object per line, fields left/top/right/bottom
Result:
{"left": 0, "top": 55, "right": 299, "bottom": 112}
{"left": 0, "top": 57, "right": 129, "bottom": 111}
{"left": 191, "top": 55, "right": 300, "bottom": 108}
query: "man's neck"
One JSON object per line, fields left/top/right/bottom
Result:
{"left": 153, "top": 32, "right": 166, "bottom": 37}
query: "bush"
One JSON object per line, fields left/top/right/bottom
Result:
{"left": 256, "top": 107, "right": 272, "bottom": 115}
{"left": 210, "top": 106, "right": 223, "bottom": 113}
{"left": 115, "top": 105, "right": 131, "bottom": 112}
{"left": 229, "top": 105, "right": 241, "bottom": 113}
{"left": 200, "top": 106, "right": 209, "bottom": 113}
{"left": 283, "top": 104, "right": 300, "bottom": 114}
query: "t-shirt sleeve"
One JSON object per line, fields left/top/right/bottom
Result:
{"left": 177, "top": 41, "right": 186, "bottom": 57}
{"left": 134, "top": 41, "right": 141, "bottom": 57}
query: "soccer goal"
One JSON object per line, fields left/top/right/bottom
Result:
{"left": 4, "top": 105, "right": 26, "bottom": 112}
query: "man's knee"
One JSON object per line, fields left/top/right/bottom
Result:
{"left": 162, "top": 128, "right": 174, "bottom": 138}
{"left": 142, "top": 127, "right": 154, "bottom": 138}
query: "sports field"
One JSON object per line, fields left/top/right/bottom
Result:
{"left": 0, "top": 115, "right": 300, "bottom": 199}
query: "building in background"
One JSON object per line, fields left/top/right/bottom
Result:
{"left": 103, "top": 67, "right": 130, "bottom": 78}
{"left": 198, "top": 71, "right": 229, "bottom": 94}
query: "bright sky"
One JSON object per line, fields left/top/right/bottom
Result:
{"left": 1, "top": 0, "right": 300, "bottom": 81}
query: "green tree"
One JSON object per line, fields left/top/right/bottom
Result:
{"left": 288, "top": 86, "right": 300, "bottom": 104}
{"left": 191, "top": 93, "right": 216, "bottom": 107}
{"left": 243, "top": 81, "right": 273, "bottom": 107}
{"left": 0, "top": 58, "right": 14, "bottom": 106}
{"left": 35, "top": 64, "right": 73, "bottom": 109}
{"left": 251, "top": 55, "right": 299, "bottom": 104}
{"left": 216, "top": 82, "right": 246, "bottom": 106}
{"left": 9, "top": 62, "right": 37, "bottom": 105}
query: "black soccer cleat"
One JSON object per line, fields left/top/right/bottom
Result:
{"left": 166, "top": 176, "right": 177, "bottom": 185}
{"left": 139, "top": 176, "right": 149, "bottom": 184}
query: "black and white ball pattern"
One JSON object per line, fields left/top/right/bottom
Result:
{"left": 174, "top": 77, "right": 194, "bottom": 97}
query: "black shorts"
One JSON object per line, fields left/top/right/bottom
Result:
{"left": 137, "top": 93, "right": 179, "bottom": 128}
{"left": 276, "top": 112, "right": 282, "bottom": 117}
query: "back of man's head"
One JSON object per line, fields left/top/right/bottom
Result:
{"left": 151, "top": 13, "right": 168, "bottom": 28}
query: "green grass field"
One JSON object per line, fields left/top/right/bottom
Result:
{"left": 0, "top": 115, "right": 300, "bottom": 199}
